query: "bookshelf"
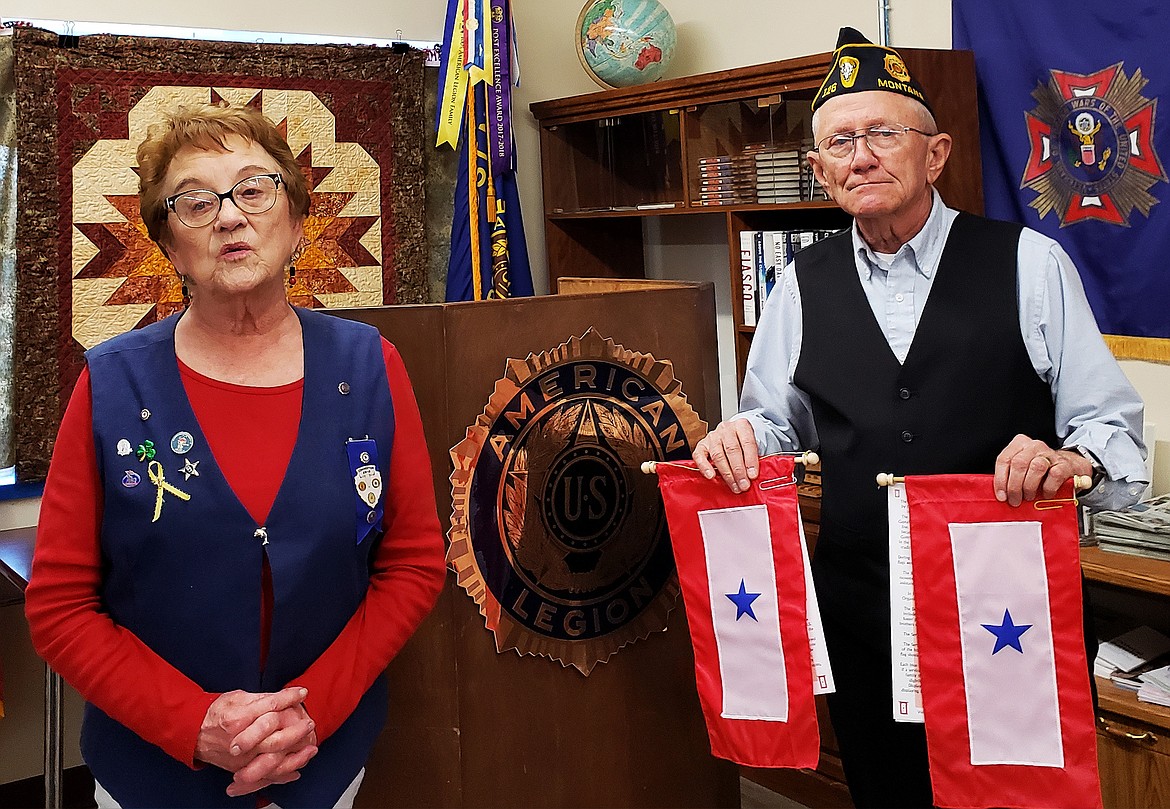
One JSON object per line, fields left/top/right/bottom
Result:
{"left": 529, "top": 48, "right": 984, "bottom": 389}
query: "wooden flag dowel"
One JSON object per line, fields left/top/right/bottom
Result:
{"left": 876, "top": 472, "right": 1094, "bottom": 490}
{"left": 641, "top": 451, "right": 820, "bottom": 476}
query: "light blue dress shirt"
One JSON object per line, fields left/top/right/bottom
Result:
{"left": 738, "top": 188, "right": 1148, "bottom": 511}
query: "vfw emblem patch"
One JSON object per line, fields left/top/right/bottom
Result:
{"left": 1022, "top": 62, "right": 1167, "bottom": 226}
{"left": 448, "top": 329, "right": 707, "bottom": 675}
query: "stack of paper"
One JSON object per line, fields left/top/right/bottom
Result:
{"left": 1094, "top": 493, "right": 1170, "bottom": 561}
{"left": 1095, "top": 626, "right": 1170, "bottom": 683}
{"left": 1138, "top": 665, "right": 1170, "bottom": 706}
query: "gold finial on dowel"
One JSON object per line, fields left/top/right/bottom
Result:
{"left": 640, "top": 451, "right": 819, "bottom": 475}
{"left": 876, "top": 472, "right": 1094, "bottom": 491}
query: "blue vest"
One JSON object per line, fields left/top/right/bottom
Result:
{"left": 82, "top": 307, "right": 395, "bottom": 808}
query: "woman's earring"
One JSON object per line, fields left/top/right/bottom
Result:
{"left": 288, "top": 264, "right": 297, "bottom": 289}
{"left": 181, "top": 279, "right": 190, "bottom": 307}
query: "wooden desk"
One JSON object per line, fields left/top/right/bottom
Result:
{"left": 0, "top": 526, "right": 62, "bottom": 809}
{"left": 1082, "top": 544, "right": 1170, "bottom": 807}
{"left": 1081, "top": 545, "right": 1170, "bottom": 597}
{"left": 0, "top": 526, "right": 34, "bottom": 606}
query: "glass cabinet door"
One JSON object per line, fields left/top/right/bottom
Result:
{"left": 541, "top": 109, "right": 683, "bottom": 214}
{"left": 685, "top": 92, "right": 826, "bottom": 207}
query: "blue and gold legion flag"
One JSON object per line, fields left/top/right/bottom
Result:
{"left": 954, "top": 1, "right": 1170, "bottom": 339}
{"left": 438, "top": 0, "right": 533, "bottom": 302}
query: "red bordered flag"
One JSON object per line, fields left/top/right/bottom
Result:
{"left": 656, "top": 455, "right": 820, "bottom": 768}
{"left": 905, "top": 474, "right": 1101, "bottom": 809}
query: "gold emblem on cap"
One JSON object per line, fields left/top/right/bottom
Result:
{"left": 884, "top": 53, "right": 911, "bottom": 83}
{"left": 839, "top": 56, "right": 860, "bottom": 88}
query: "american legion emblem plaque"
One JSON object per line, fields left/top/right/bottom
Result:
{"left": 449, "top": 328, "right": 707, "bottom": 674}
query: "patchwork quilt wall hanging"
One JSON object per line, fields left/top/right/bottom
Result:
{"left": 12, "top": 26, "right": 427, "bottom": 479}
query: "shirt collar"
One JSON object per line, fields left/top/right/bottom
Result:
{"left": 851, "top": 187, "right": 949, "bottom": 280}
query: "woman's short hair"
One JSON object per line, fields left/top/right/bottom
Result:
{"left": 136, "top": 103, "right": 310, "bottom": 248}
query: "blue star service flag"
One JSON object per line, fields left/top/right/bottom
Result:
{"left": 904, "top": 475, "right": 1101, "bottom": 809}
{"left": 654, "top": 455, "right": 832, "bottom": 768}
{"left": 953, "top": 2, "right": 1170, "bottom": 340}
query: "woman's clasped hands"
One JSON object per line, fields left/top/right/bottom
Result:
{"left": 195, "top": 686, "right": 319, "bottom": 797}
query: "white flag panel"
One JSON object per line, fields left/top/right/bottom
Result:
{"left": 699, "top": 505, "right": 789, "bottom": 721}
{"left": 950, "top": 521, "right": 1063, "bottom": 767}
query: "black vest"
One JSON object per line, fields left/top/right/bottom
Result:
{"left": 793, "top": 213, "right": 1058, "bottom": 629}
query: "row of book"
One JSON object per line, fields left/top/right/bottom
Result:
{"left": 1094, "top": 625, "right": 1170, "bottom": 706}
{"left": 739, "top": 229, "right": 840, "bottom": 326}
{"left": 1092, "top": 492, "right": 1170, "bottom": 562}
{"left": 697, "top": 143, "right": 829, "bottom": 206}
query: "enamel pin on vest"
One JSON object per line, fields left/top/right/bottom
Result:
{"left": 346, "top": 437, "right": 383, "bottom": 542}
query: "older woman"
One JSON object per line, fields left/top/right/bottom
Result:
{"left": 25, "top": 103, "right": 446, "bottom": 807}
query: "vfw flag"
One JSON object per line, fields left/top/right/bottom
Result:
{"left": 655, "top": 455, "right": 823, "bottom": 769}
{"left": 905, "top": 475, "right": 1100, "bottom": 809}
{"left": 953, "top": 1, "right": 1170, "bottom": 339}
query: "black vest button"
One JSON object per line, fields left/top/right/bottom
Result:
{"left": 899, "top": 388, "right": 911, "bottom": 400}
{"left": 901, "top": 430, "right": 914, "bottom": 443}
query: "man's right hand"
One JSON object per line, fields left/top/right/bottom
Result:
{"left": 692, "top": 418, "right": 759, "bottom": 493}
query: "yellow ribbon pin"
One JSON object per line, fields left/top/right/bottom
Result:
{"left": 147, "top": 460, "right": 190, "bottom": 522}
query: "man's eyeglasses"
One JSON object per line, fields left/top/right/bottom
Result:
{"left": 164, "top": 173, "right": 284, "bottom": 228}
{"left": 812, "top": 125, "right": 935, "bottom": 159}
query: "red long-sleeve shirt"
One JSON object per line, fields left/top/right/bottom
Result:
{"left": 25, "top": 339, "right": 446, "bottom": 767}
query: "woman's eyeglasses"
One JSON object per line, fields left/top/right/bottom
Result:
{"left": 164, "top": 173, "right": 284, "bottom": 228}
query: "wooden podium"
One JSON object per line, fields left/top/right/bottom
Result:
{"left": 331, "top": 283, "right": 737, "bottom": 808}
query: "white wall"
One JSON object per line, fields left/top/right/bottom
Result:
{"left": 1121, "top": 360, "right": 1170, "bottom": 494}
{"left": 4, "top": 1, "right": 446, "bottom": 42}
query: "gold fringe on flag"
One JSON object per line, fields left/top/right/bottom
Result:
{"left": 1104, "top": 334, "right": 1170, "bottom": 364}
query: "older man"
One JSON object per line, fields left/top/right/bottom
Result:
{"left": 694, "top": 27, "right": 1148, "bottom": 808}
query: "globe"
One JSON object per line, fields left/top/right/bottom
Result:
{"left": 577, "top": 0, "right": 677, "bottom": 90}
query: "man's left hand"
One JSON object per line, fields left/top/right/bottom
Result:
{"left": 994, "top": 433, "right": 1093, "bottom": 506}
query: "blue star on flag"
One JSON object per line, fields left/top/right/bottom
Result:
{"left": 982, "top": 609, "right": 1033, "bottom": 654}
{"left": 725, "top": 579, "right": 761, "bottom": 622}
